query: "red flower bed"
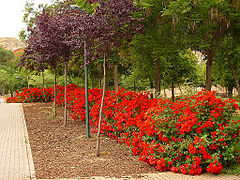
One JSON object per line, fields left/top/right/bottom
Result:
{"left": 7, "top": 85, "right": 240, "bottom": 175}
{"left": 6, "top": 86, "right": 54, "bottom": 103}
{"left": 133, "top": 91, "right": 240, "bottom": 174}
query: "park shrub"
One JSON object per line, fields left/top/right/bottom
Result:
{"left": 129, "top": 90, "right": 240, "bottom": 175}
{"left": 6, "top": 85, "right": 240, "bottom": 175}
{"left": 6, "top": 86, "right": 54, "bottom": 103}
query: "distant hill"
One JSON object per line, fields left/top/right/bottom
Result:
{"left": 0, "top": 37, "right": 26, "bottom": 51}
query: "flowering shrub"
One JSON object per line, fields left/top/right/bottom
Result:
{"left": 7, "top": 85, "right": 240, "bottom": 175}
{"left": 133, "top": 90, "right": 240, "bottom": 174}
{"left": 6, "top": 86, "right": 54, "bottom": 103}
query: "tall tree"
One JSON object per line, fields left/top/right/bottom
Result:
{"left": 130, "top": 0, "right": 187, "bottom": 94}
{"left": 213, "top": 35, "right": 240, "bottom": 98}
{"left": 90, "top": 0, "right": 143, "bottom": 157}
{"left": 21, "top": 7, "right": 83, "bottom": 122}
{"left": 20, "top": 10, "right": 60, "bottom": 117}
{"left": 163, "top": 0, "right": 238, "bottom": 91}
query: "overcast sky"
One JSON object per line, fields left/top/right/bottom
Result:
{"left": 0, "top": 0, "right": 53, "bottom": 39}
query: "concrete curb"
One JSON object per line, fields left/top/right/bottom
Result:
{"left": 21, "top": 103, "right": 37, "bottom": 180}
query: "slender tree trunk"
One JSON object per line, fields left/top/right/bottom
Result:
{"left": 155, "top": 61, "right": 161, "bottom": 93}
{"left": 171, "top": 82, "right": 175, "bottom": 102}
{"left": 134, "top": 80, "right": 136, "bottom": 91}
{"left": 105, "top": 63, "right": 108, "bottom": 90}
{"left": 96, "top": 53, "right": 106, "bottom": 157}
{"left": 205, "top": 50, "right": 213, "bottom": 91}
{"left": 204, "top": 22, "right": 225, "bottom": 92}
{"left": 42, "top": 71, "right": 47, "bottom": 103}
{"left": 64, "top": 62, "right": 68, "bottom": 127}
{"left": 149, "top": 76, "right": 154, "bottom": 89}
{"left": 91, "top": 77, "right": 97, "bottom": 88}
{"left": 99, "top": 79, "right": 102, "bottom": 88}
{"left": 226, "top": 54, "right": 240, "bottom": 100}
{"left": 164, "top": 82, "right": 166, "bottom": 98}
{"left": 27, "top": 72, "right": 29, "bottom": 88}
{"left": 228, "top": 86, "right": 233, "bottom": 98}
{"left": 234, "top": 64, "right": 240, "bottom": 100}
{"left": 177, "top": 84, "right": 182, "bottom": 94}
{"left": 114, "top": 64, "right": 118, "bottom": 91}
{"left": 54, "top": 68, "right": 57, "bottom": 117}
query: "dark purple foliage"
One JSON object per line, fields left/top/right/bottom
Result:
{"left": 92, "top": 0, "right": 143, "bottom": 56}
{"left": 20, "top": 0, "right": 142, "bottom": 69}
{"left": 21, "top": 7, "right": 86, "bottom": 69}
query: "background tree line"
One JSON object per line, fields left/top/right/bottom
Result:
{"left": 0, "top": 0, "right": 239, "bottom": 101}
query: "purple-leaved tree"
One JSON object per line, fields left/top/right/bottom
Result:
{"left": 89, "top": 0, "right": 143, "bottom": 157}
{"left": 21, "top": 6, "right": 90, "bottom": 125}
{"left": 21, "top": 9, "right": 63, "bottom": 118}
{"left": 20, "top": 46, "right": 47, "bottom": 102}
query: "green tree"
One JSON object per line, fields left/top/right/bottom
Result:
{"left": 163, "top": 50, "right": 198, "bottom": 101}
{"left": 130, "top": 0, "right": 184, "bottom": 93}
{"left": 0, "top": 46, "right": 18, "bottom": 95}
{"left": 0, "top": 46, "right": 14, "bottom": 65}
{"left": 213, "top": 35, "right": 240, "bottom": 98}
{"left": 163, "top": 0, "right": 239, "bottom": 91}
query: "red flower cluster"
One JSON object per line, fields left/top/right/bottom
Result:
{"left": 7, "top": 86, "right": 54, "bottom": 103}
{"left": 189, "top": 144, "right": 198, "bottom": 155}
{"left": 7, "top": 85, "right": 240, "bottom": 175}
{"left": 207, "top": 159, "right": 223, "bottom": 174}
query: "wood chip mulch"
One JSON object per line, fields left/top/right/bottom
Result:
{"left": 23, "top": 103, "right": 157, "bottom": 179}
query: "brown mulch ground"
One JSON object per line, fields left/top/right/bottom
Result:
{"left": 23, "top": 103, "right": 157, "bottom": 179}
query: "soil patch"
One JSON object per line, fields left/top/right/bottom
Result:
{"left": 23, "top": 103, "right": 157, "bottom": 179}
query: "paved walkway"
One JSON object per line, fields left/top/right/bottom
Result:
{"left": 76, "top": 172, "right": 240, "bottom": 180}
{"left": 0, "top": 103, "right": 35, "bottom": 180}
{"left": 0, "top": 103, "right": 239, "bottom": 180}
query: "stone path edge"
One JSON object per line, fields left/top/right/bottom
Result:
{"left": 21, "top": 103, "right": 37, "bottom": 180}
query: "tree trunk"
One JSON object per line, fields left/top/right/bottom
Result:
{"left": 96, "top": 53, "right": 106, "bottom": 157}
{"left": 114, "top": 64, "right": 118, "bottom": 91}
{"left": 228, "top": 86, "right": 233, "bottom": 98}
{"left": 204, "top": 22, "right": 225, "bottom": 91}
{"left": 42, "top": 71, "right": 47, "bottom": 103}
{"left": 99, "top": 79, "right": 102, "bottom": 88}
{"left": 54, "top": 68, "right": 57, "bottom": 117}
{"left": 226, "top": 54, "right": 240, "bottom": 101}
{"left": 164, "top": 82, "right": 166, "bottom": 98}
{"left": 104, "top": 63, "right": 108, "bottom": 90}
{"left": 91, "top": 77, "right": 97, "bottom": 88}
{"left": 64, "top": 62, "right": 68, "bottom": 127}
{"left": 178, "top": 84, "right": 182, "bottom": 94}
{"left": 171, "top": 82, "right": 175, "bottom": 102}
{"left": 234, "top": 64, "right": 240, "bottom": 100}
{"left": 149, "top": 76, "right": 154, "bottom": 89}
{"left": 27, "top": 72, "right": 29, "bottom": 88}
{"left": 205, "top": 50, "right": 213, "bottom": 91}
{"left": 134, "top": 80, "right": 136, "bottom": 91}
{"left": 155, "top": 61, "right": 161, "bottom": 93}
